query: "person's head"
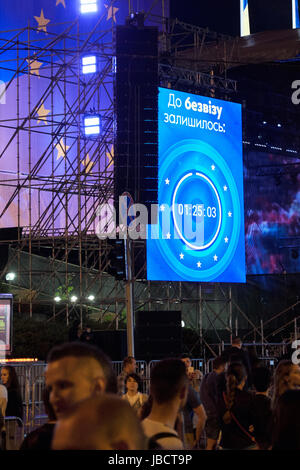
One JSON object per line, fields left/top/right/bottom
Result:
{"left": 232, "top": 337, "right": 242, "bottom": 349}
{"left": 272, "top": 390, "right": 300, "bottom": 450}
{"left": 226, "top": 362, "right": 247, "bottom": 393}
{"left": 180, "top": 354, "right": 192, "bottom": 370}
{"left": 52, "top": 394, "right": 148, "bottom": 450}
{"left": 150, "top": 358, "right": 188, "bottom": 408}
{"left": 125, "top": 373, "right": 142, "bottom": 394}
{"left": 212, "top": 356, "right": 227, "bottom": 373}
{"left": 252, "top": 366, "right": 272, "bottom": 393}
{"left": 223, "top": 362, "right": 247, "bottom": 424}
{"left": 45, "top": 342, "right": 117, "bottom": 419}
{"left": 123, "top": 356, "right": 136, "bottom": 374}
{"left": 1, "top": 366, "right": 20, "bottom": 390}
{"left": 272, "top": 360, "right": 300, "bottom": 408}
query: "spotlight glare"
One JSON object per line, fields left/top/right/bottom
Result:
{"left": 84, "top": 116, "right": 100, "bottom": 135}
{"left": 80, "top": 0, "right": 98, "bottom": 13}
{"left": 82, "top": 56, "right": 96, "bottom": 74}
{"left": 88, "top": 295, "right": 95, "bottom": 301}
{"left": 5, "top": 272, "right": 15, "bottom": 281}
{"left": 54, "top": 296, "right": 61, "bottom": 303}
{"left": 71, "top": 295, "right": 78, "bottom": 302}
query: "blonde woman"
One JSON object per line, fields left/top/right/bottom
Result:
{"left": 272, "top": 360, "right": 300, "bottom": 410}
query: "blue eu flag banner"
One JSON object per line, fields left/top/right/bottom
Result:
{"left": 0, "top": 1, "right": 168, "bottom": 230}
{"left": 147, "top": 88, "right": 246, "bottom": 283}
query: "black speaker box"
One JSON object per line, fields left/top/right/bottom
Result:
{"left": 114, "top": 25, "right": 158, "bottom": 215}
{"left": 135, "top": 311, "right": 182, "bottom": 361}
{"left": 93, "top": 330, "right": 127, "bottom": 361}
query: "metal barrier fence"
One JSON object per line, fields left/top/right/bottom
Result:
{"left": 0, "top": 354, "right": 282, "bottom": 444}
{"left": 206, "top": 356, "right": 279, "bottom": 372}
{"left": 2, "top": 417, "right": 24, "bottom": 450}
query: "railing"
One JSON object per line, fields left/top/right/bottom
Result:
{"left": 2, "top": 417, "right": 24, "bottom": 450}
{"left": 0, "top": 353, "right": 283, "bottom": 440}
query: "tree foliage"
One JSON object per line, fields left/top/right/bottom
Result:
{"left": 12, "top": 314, "right": 68, "bottom": 360}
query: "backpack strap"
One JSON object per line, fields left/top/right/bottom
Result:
{"left": 222, "top": 392, "right": 257, "bottom": 445}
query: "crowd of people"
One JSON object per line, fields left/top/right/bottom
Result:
{"left": 0, "top": 336, "right": 300, "bottom": 450}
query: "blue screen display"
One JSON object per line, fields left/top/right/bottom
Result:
{"left": 146, "top": 88, "right": 246, "bottom": 282}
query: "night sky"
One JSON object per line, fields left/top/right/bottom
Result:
{"left": 170, "top": 0, "right": 292, "bottom": 36}
{"left": 170, "top": 0, "right": 241, "bottom": 36}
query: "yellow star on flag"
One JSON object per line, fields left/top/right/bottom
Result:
{"left": 26, "top": 58, "right": 43, "bottom": 77}
{"left": 104, "top": 4, "right": 119, "bottom": 22}
{"left": 36, "top": 101, "right": 50, "bottom": 125}
{"left": 34, "top": 9, "right": 50, "bottom": 34}
{"left": 56, "top": 138, "right": 70, "bottom": 160}
{"left": 56, "top": 0, "right": 66, "bottom": 7}
{"left": 106, "top": 146, "right": 114, "bottom": 169}
{"left": 81, "top": 154, "right": 95, "bottom": 173}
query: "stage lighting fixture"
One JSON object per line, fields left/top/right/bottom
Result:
{"left": 54, "top": 296, "right": 61, "bottom": 302}
{"left": 181, "top": 320, "right": 185, "bottom": 328}
{"left": 70, "top": 295, "right": 78, "bottom": 302}
{"left": 82, "top": 56, "right": 96, "bottom": 74}
{"left": 88, "top": 295, "right": 95, "bottom": 301}
{"left": 5, "top": 272, "right": 15, "bottom": 281}
{"left": 80, "top": 0, "right": 98, "bottom": 13}
{"left": 277, "top": 123, "right": 282, "bottom": 128}
{"left": 83, "top": 116, "right": 100, "bottom": 135}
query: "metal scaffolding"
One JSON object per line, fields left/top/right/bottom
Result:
{"left": 0, "top": 6, "right": 298, "bottom": 358}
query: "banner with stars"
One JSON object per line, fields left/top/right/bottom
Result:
{"left": 0, "top": 1, "right": 169, "bottom": 230}
{"left": 147, "top": 87, "right": 246, "bottom": 283}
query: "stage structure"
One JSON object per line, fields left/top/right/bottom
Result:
{"left": 0, "top": 1, "right": 170, "bottom": 330}
{"left": 0, "top": 1, "right": 299, "bottom": 358}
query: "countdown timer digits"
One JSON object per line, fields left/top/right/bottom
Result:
{"left": 157, "top": 139, "right": 242, "bottom": 281}
{"left": 172, "top": 171, "right": 222, "bottom": 250}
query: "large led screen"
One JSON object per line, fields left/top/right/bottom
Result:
{"left": 147, "top": 88, "right": 245, "bottom": 282}
{"left": 245, "top": 150, "right": 300, "bottom": 275}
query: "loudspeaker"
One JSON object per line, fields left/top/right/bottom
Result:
{"left": 114, "top": 25, "right": 158, "bottom": 219}
{"left": 135, "top": 311, "right": 182, "bottom": 361}
{"left": 93, "top": 330, "right": 127, "bottom": 361}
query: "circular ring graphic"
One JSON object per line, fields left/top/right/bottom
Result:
{"left": 172, "top": 172, "right": 222, "bottom": 250}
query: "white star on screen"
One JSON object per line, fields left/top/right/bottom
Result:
{"left": 160, "top": 204, "right": 165, "bottom": 212}
{"left": 179, "top": 253, "right": 184, "bottom": 260}
{"left": 166, "top": 232, "right": 171, "bottom": 239}
{"left": 197, "top": 261, "right": 202, "bottom": 268}
{"left": 223, "top": 185, "right": 228, "bottom": 191}
{"left": 211, "top": 165, "right": 216, "bottom": 171}
{"left": 165, "top": 178, "right": 170, "bottom": 185}
{"left": 228, "top": 211, "right": 232, "bottom": 217}
{"left": 224, "top": 237, "right": 229, "bottom": 243}
{"left": 213, "top": 254, "right": 218, "bottom": 261}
